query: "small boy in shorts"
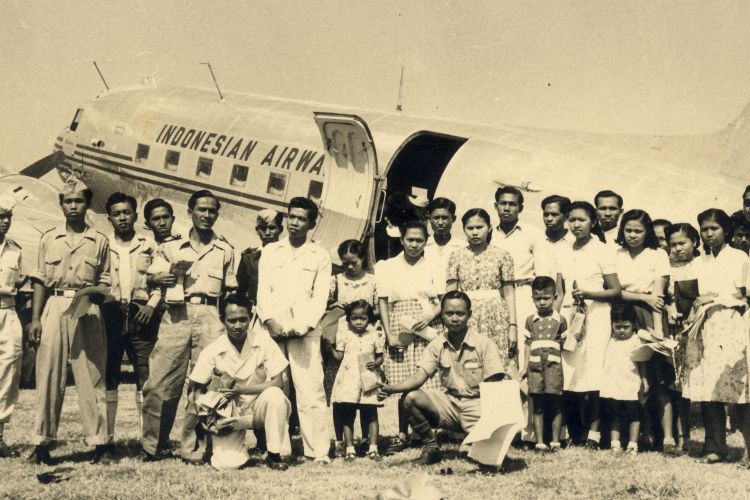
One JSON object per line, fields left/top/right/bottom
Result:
{"left": 521, "top": 276, "right": 567, "bottom": 452}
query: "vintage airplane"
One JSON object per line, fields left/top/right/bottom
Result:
{"left": 4, "top": 81, "right": 749, "bottom": 271}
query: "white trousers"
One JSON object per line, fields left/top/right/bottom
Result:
{"left": 277, "top": 333, "right": 329, "bottom": 458}
{"left": 0, "top": 308, "right": 22, "bottom": 424}
{"left": 211, "top": 386, "right": 292, "bottom": 469}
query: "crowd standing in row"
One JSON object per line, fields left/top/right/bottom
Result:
{"left": 0, "top": 179, "right": 749, "bottom": 472}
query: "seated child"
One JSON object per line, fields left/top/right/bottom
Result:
{"left": 600, "top": 303, "right": 649, "bottom": 455}
{"left": 327, "top": 300, "right": 385, "bottom": 461}
{"left": 522, "top": 276, "right": 567, "bottom": 452}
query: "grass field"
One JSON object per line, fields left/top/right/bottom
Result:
{"left": 3, "top": 384, "right": 750, "bottom": 499}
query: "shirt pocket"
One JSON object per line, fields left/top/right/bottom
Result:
{"left": 298, "top": 263, "right": 317, "bottom": 293}
{"left": 462, "top": 358, "right": 484, "bottom": 389}
{"left": 204, "top": 270, "right": 223, "bottom": 295}
{"left": 44, "top": 252, "right": 63, "bottom": 283}
{"left": 77, "top": 256, "right": 99, "bottom": 284}
{"left": 0, "top": 263, "right": 20, "bottom": 288}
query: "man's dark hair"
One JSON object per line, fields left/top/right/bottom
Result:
{"left": 144, "top": 198, "right": 174, "bottom": 220}
{"left": 399, "top": 219, "right": 429, "bottom": 239}
{"left": 531, "top": 276, "right": 556, "bottom": 293}
{"left": 440, "top": 290, "right": 472, "bottom": 311}
{"left": 188, "top": 189, "right": 220, "bottom": 210}
{"left": 428, "top": 197, "right": 457, "bottom": 217}
{"left": 653, "top": 218, "right": 672, "bottom": 229}
{"left": 288, "top": 197, "right": 319, "bottom": 224}
{"left": 223, "top": 294, "right": 252, "bottom": 315}
{"left": 494, "top": 186, "right": 524, "bottom": 206}
{"left": 106, "top": 192, "right": 137, "bottom": 214}
{"left": 541, "top": 195, "right": 571, "bottom": 213}
{"left": 594, "top": 190, "right": 623, "bottom": 209}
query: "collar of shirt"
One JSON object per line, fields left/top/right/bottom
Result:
{"left": 110, "top": 233, "right": 152, "bottom": 255}
{"left": 441, "top": 329, "right": 479, "bottom": 352}
{"left": 177, "top": 230, "right": 225, "bottom": 258}
{"left": 50, "top": 224, "right": 98, "bottom": 252}
{"left": 273, "top": 236, "right": 318, "bottom": 257}
{"left": 212, "top": 333, "right": 263, "bottom": 374}
{"left": 496, "top": 222, "right": 523, "bottom": 238}
{"left": 531, "top": 310, "right": 561, "bottom": 323}
{"left": 546, "top": 230, "right": 575, "bottom": 244}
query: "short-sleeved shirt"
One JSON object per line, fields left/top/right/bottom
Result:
{"left": 615, "top": 247, "right": 670, "bottom": 294}
{"left": 0, "top": 238, "right": 23, "bottom": 297}
{"left": 523, "top": 311, "right": 567, "bottom": 355}
{"left": 424, "top": 236, "right": 465, "bottom": 294}
{"left": 375, "top": 254, "right": 440, "bottom": 303}
{"left": 190, "top": 330, "right": 289, "bottom": 404}
{"left": 31, "top": 224, "right": 111, "bottom": 289}
{"left": 149, "top": 230, "right": 236, "bottom": 298}
{"left": 491, "top": 223, "right": 543, "bottom": 283}
{"left": 109, "top": 233, "right": 160, "bottom": 306}
{"left": 697, "top": 244, "right": 748, "bottom": 302}
{"left": 418, "top": 329, "right": 504, "bottom": 398}
{"left": 557, "top": 237, "right": 616, "bottom": 305}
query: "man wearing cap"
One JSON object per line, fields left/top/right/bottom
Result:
{"left": 141, "top": 189, "right": 237, "bottom": 463}
{"left": 26, "top": 180, "right": 112, "bottom": 465}
{"left": 102, "top": 192, "right": 161, "bottom": 450}
{"left": 256, "top": 197, "right": 331, "bottom": 462}
{"left": 236, "top": 209, "right": 283, "bottom": 309}
{"left": 0, "top": 195, "right": 24, "bottom": 457}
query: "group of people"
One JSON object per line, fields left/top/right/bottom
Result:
{"left": 0, "top": 177, "right": 749, "bottom": 472}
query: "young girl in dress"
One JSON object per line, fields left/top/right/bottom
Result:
{"left": 664, "top": 223, "right": 702, "bottom": 455}
{"left": 601, "top": 303, "right": 649, "bottom": 455}
{"left": 614, "top": 209, "right": 675, "bottom": 453}
{"left": 322, "top": 240, "right": 378, "bottom": 457}
{"left": 329, "top": 300, "right": 384, "bottom": 461}
{"left": 555, "top": 201, "right": 622, "bottom": 449}
{"left": 376, "top": 220, "right": 443, "bottom": 453}
{"left": 683, "top": 209, "right": 749, "bottom": 464}
{"left": 446, "top": 208, "right": 517, "bottom": 369}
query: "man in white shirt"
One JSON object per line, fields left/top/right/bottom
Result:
{"left": 103, "top": 192, "right": 161, "bottom": 451}
{"left": 535, "top": 195, "right": 575, "bottom": 280}
{"left": 256, "top": 197, "right": 332, "bottom": 462}
{"left": 493, "top": 186, "right": 543, "bottom": 445}
{"left": 189, "top": 295, "right": 291, "bottom": 470}
{"left": 594, "top": 190, "right": 624, "bottom": 247}
{"left": 424, "top": 197, "right": 464, "bottom": 293}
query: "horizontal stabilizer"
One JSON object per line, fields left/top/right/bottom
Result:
{"left": 19, "top": 151, "right": 64, "bottom": 178}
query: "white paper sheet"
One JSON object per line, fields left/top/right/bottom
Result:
{"left": 463, "top": 380, "right": 524, "bottom": 467}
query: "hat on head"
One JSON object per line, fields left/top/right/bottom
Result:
{"left": 408, "top": 193, "right": 429, "bottom": 209}
{"left": 59, "top": 178, "right": 90, "bottom": 196}
{"left": 0, "top": 194, "right": 16, "bottom": 215}
{"left": 257, "top": 208, "right": 280, "bottom": 226}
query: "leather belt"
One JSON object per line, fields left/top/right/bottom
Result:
{"left": 186, "top": 294, "right": 219, "bottom": 306}
{"left": 50, "top": 289, "right": 77, "bottom": 298}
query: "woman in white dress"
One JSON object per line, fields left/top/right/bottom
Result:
{"left": 614, "top": 209, "right": 675, "bottom": 453}
{"left": 683, "top": 209, "right": 750, "bottom": 463}
{"left": 555, "top": 201, "right": 622, "bottom": 449}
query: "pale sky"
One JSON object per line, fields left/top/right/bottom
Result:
{"left": 2, "top": 0, "right": 750, "bottom": 170}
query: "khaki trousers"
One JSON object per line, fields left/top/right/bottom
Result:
{"left": 0, "top": 308, "right": 22, "bottom": 424}
{"left": 32, "top": 296, "right": 108, "bottom": 446}
{"left": 141, "top": 304, "right": 224, "bottom": 458}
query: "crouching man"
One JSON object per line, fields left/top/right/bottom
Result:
{"left": 188, "top": 295, "right": 291, "bottom": 470}
{"left": 378, "top": 290, "right": 506, "bottom": 465}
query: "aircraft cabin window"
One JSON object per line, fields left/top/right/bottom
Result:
{"left": 136, "top": 144, "right": 150, "bottom": 162}
{"left": 230, "top": 164, "right": 249, "bottom": 187}
{"left": 266, "top": 172, "right": 287, "bottom": 197}
{"left": 70, "top": 108, "right": 83, "bottom": 132}
{"left": 308, "top": 180, "right": 323, "bottom": 201}
{"left": 164, "top": 150, "right": 180, "bottom": 171}
{"left": 196, "top": 157, "right": 213, "bottom": 179}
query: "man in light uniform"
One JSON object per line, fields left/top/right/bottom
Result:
{"left": 492, "top": 186, "right": 542, "bottom": 445}
{"left": 0, "top": 195, "right": 24, "bottom": 457}
{"left": 594, "top": 190, "right": 624, "bottom": 247}
{"left": 189, "top": 295, "right": 291, "bottom": 470}
{"left": 26, "top": 180, "right": 112, "bottom": 465}
{"left": 424, "top": 197, "right": 464, "bottom": 294}
{"left": 141, "top": 189, "right": 237, "bottom": 463}
{"left": 534, "top": 195, "right": 575, "bottom": 280}
{"left": 102, "top": 192, "right": 161, "bottom": 448}
{"left": 256, "top": 197, "right": 331, "bottom": 462}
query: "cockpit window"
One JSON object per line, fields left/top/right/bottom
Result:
{"left": 70, "top": 108, "right": 83, "bottom": 132}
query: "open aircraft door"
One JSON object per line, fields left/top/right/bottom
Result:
{"left": 312, "top": 113, "right": 383, "bottom": 262}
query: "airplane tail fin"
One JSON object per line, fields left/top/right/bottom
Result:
{"left": 19, "top": 151, "right": 64, "bottom": 178}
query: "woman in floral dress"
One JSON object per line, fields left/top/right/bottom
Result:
{"left": 446, "top": 208, "right": 517, "bottom": 369}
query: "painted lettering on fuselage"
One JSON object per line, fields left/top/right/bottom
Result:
{"left": 155, "top": 123, "right": 324, "bottom": 176}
